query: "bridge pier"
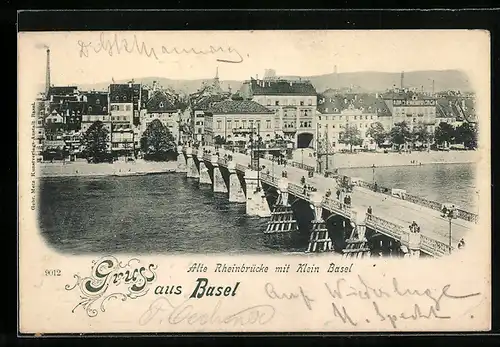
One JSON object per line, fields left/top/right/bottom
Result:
{"left": 244, "top": 169, "right": 271, "bottom": 217}
{"left": 402, "top": 230, "right": 421, "bottom": 258}
{"left": 228, "top": 161, "right": 245, "bottom": 203}
{"left": 306, "top": 191, "right": 333, "bottom": 252}
{"left": 211, "top": 155, "right": 228, "bottom": 193}
{"left": 342, "top": 210, "right": 371, "bottom": 258}
{"left": 265, "top": 178, "right": 297, "bottom": 233}
{"left": 176, "top": 146, "right": 187, "bottom": 173}
{"left": 199, "top": 161, "right": 211, "bottom": 185}
{"left": 186, "top": 148, "right": 199, "bottom": 179}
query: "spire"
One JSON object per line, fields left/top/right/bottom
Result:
{"left": 215, "top": 66, "right": 219, "bottom": 79}
{"left": 45, "top": 48, "right": 51, "bottom": 97}
{"left": 400, "top": 71, "right": 404, "bottom": 89}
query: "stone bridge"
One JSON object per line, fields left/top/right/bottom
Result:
{"left": 176, "top": 145, "right": 476, "bottom": 258}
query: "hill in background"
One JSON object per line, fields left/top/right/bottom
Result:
{"left": 76, "top": 69, "right": 472, "bottom": 95}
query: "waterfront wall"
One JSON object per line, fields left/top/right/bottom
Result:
{"left": 38, "top": 159, "right": 177, "bottom": 178}
{"left": 322, "top": 150, "right": 478, "bottom": 169}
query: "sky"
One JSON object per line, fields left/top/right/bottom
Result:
{"left": 18, "top": 30, "right": 489, "bottom": 88}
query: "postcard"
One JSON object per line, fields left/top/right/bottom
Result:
{"left": 18, "top": 29, "right": 491, "bottom": 333}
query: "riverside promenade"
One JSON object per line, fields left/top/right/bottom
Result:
{"left": 180, "top": 145, "right": 477, "bottom": 258}
{"left": 38, "top": 159, "right": 177, "bottom": 178}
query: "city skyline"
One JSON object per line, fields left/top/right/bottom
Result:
{"left": 19, "top": 30, "right": 488, "bottom": 89}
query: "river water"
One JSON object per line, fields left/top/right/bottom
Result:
{"left": 38, "top": 163, "right": 476, "bottom": 255}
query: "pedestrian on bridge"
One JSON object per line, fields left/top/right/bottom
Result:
{"left": 367, "top": 206, "right": 372, "bottom": 214}
{"left": 336, "top": 189, "right": 341, "bottom": 200}
{"left": 300, "top": 176, "right": 306, "bottom": 185}
{"left": 326, "top": 189, "right": 332, "bottom": 198}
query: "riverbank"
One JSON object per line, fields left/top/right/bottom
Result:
{"left": 38, "top": 159, "right": 177, "bottom": 178}
{"left": 326, "top": 150, "right": 479, "bottom": 169}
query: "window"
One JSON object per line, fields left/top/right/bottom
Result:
{"left": 300, "top": 101, "right": 304, "bottom": 106}
{"left": 332, "top": 125, "right": 336, "bottom": 128}
{"left": 308, "top": 99, "right": 312, "bottom": 106}
{"left": 370, "top": 116, "right": 373, "bottom": 120}
{"left": 354, "top": 116, "right": 357, "bottom": 120}
{"left": 96, "top": 99, "right": 101, "bottom": 105}
{"left": 122, "top": 96, "right": 127, "bottom": 101}
{"left": 126, "top": 105, "right": 132, "bottom": 112}
{"left": 275, "top": 101, "right": 279, "bottom": 106}
{"left": 115, "top": 96, "right": 119, "bottom": 101}
{"left": 159, "top": 102, "right": 164, "bottom": 108}
{"left": 266, "top": 120, "right": 271, "bottom": 128}
{"left": 267, "top": 100, "right": 271, "bottom": 106}
{"left": 299, "top": 121, "right": 303, "bottom": 127}
{"left": 103, "top": 106, "right": 107, "bottom": 112}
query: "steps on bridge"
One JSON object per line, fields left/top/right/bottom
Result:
{"left": 265, "top": 204, "right": 298, "bottom": 234}
{"left": 306, "top": 221, "right": 333, "bottom": 253}
{"left": 342, "top": 238, "right": 371, "bottom": 258}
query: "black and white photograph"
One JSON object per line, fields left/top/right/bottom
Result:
{"left": 30, "top": 31, "right": 481, "bottom": 258}
{"left": 18, "top": 28, "right": 491, "bottom": 333}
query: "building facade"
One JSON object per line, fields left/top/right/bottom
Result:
{"left": 141, "top": 89, "right": 181, "bottom": 144}
{"left": 109, "top": 83, "right": 141, "bottom": 156}
{"left": 382, "top": 90, "right": 437, "bottom": 133}
{"left": 204, "top": 100, "right": 274, "bottom": 146}
{"left": 242, "top": 78, "right": 318, "bottom": 149}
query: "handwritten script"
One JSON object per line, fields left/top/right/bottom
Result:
{"left": 322, "top": 275, "right": 481, "bottom": 329}
{"left": 78, "top": 32, "right": 244, "bottom": 63}
{"left": 139, "top": 297, "right": 275, "bottom": 327}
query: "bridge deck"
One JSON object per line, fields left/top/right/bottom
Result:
{"left": 223, "top": 149, "right": 473, "bottom": 248}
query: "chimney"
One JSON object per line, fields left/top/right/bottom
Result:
{"left": 153, "top": 80, "right": 157, "bottom": 91}
{"left": 45, "top": 48, "right": 51, "bottom": 97}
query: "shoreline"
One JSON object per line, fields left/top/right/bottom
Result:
{"left": 320, "top": 150, "right": 478, "bottom": 170}
{"left": 38, "top": 159, "right": 178, "bottom": 178}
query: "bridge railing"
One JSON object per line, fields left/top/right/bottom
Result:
{"left": 420, "top": 234, "right": 453, "bottom": 257}
{"left": 365, "top": 213, "right": 405, "bottom": 241}
{"left": 456, "top": 208, "right": 479, "bottom": 224}
{"left": 290, "top": 161, "right": 315, "bottom": 172}
{"left": 322, "top": 197, "right": 351, "bottom": 218}
{"left": 217, "top": 157, "right": 228, "bottom": 167}
{"left": 260, "top": 173, "right": 279, "bottom": 187}
{"left": 288, "top": 182, "right": 311, "bottom": 200}
{"left": 404, "top": 193, "right": 443, "bottom": 212}
{"left": 357, "top": 179, "right": 478, "bottom": 224}
{"left": 202, "top": 153, "right": 211, "bottom": 162}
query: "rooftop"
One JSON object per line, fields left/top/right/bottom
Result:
{"left": 249, "top": 78, "right": 317, "bottom": 96}
{"left": 207, "top": 100, "right": 274, "bottom": 114}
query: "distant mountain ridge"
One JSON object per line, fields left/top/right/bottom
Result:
{"left": 76, "top": 70, "right": 472, "bottom": 95}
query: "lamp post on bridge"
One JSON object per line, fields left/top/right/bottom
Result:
{"left": 442, "top": 206, "right": 457, "bottom": 254}
{"left": 372, "top": 164, "right": 376, "bottom": 185}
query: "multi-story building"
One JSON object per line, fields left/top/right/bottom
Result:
{"left": 204, "top": 100, "right": 274, "bottom": 146}
{"left": 317, "top": 93, "right": 384, "bottom": 149}
{"left": 109, "top": 83, "right": 141, "bottom": 157}
{"left": 47, "top": 86, "right": 85, "bottom": 131}
{"left": 190, "top": 94, "right": 229, "bottom": 144}
{"left": 189, "top": 71, "right": 231, "bottom": 144}
{"left": 382, "top": 89, "right": 437, "bottom": 133}
{"left": 240, "top": 77, "right": 318, "bottom": 149}
{"left": 80, "top": 91, "right": 111, "bottom": 152}
{"left": 141, "top": 89, "right": 181, "bottom": 143}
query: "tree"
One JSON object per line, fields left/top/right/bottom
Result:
{"left": 389, "top": 122, "right": 412, "bottom": 149}
{"left": 140, "top": 119, "right": 176, "bottom": 161}
{"left": 365, "top": 122, "right": 387, "bottom": 147}
{"left": 434, "top": 122, "right": 455, "bottom": 147}
{"left": 339, "top": 124, "right": 363, "bottom": 152}
{"left": 455, "top": 122, "right": 478, "bottom": 149}
{"left": 82, "top": 121, "right": 109, "bottom": 163}
{"left": 214, "top": 135, "right": 226, "bottom": 146}
{"left": 411, "top": 123, "right": 432, "bottom": 149}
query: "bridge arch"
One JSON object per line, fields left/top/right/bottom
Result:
{"left": 297, "top": 132, "right": 314, "bottom": 149}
